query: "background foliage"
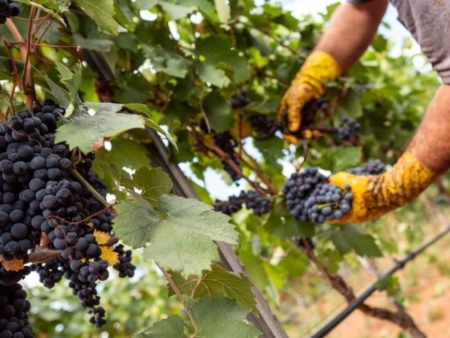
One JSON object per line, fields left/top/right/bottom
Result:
{"left": 2, "top": 0, "right": 449, "bottom": 337}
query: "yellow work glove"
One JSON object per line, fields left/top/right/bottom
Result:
{"left": 278, "top": 51, "right": 341, "bottom": 144}
{"left": 329, "top": 152, "right": 437, "bottom": 224}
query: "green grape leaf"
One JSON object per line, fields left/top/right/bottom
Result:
{"left": 113, "top": 195, "right": 238, "bottom": 275}
{"left": 333, "top": 147, "right": 362, "bottom": 172}
{"left": 134, "top": 315, "right": 186, "bottom": 338}
{"left": 113, "top": 200, "right": 160, "bottom": 248}
{"left": 203, "top": 91, "right": 232, "bottom": 133}
{"left": 54, "top": 61, "right": 82, "bottom": 115}
{"left": 169, "top": 263, "right": 257, "bottom": 313}
{"left": 134, "top": 298, "right": 260, "bottom": 338}
{"left": 0, "top": 57, "right": 23, "bottom": 78}
{"left": 124, "top": 103, "right": 153, "bottom": 118}
{"left": 336, "top": 89, "right": 363, "bottom": 118}
{"left": 73, "top": 34, "right": 114, "bottom": 52}
{"left": 100, "top": 164, "right": 134, "bottom": 190}
{"left": 44, "top": 78, "right": 70, "bottom": 109}
{"left": 196, "top": 35, "right": 250, "bottom": 87}
{"left": 238, "top": 246, "right": 270, "bottom": 291}
{"left": 214, "top": 0, "right": 230, "bottom": 24}
{"left": 329, "top": 224, "right": 382, "bottom": 257}
{"left": 55, "top": 102, "right": 144, "bottom": 153}
{"left": 142, "top": 45, "right": 190, "bottom": 78}
{"left": 144, "top": 118, "right": 178, "bottom": 150}
{"left": 73, "top": 0, "right": 118, "bottom": 35}
{"left": 92, "top": 138, "right": 149, "bottom": 179}
{"left": 121, "top": 167, "right": 173, "bottom": 206}
{"left": 190, "top": 297, "right": 260, "bottom": 338}
{"left": 196, "top": 62, "right": 227, "bottom": 88}
{"left": 18, "top": 0, "right": 65, "bottom": 19}
{"left": 159, "top": 1, "right": 196, "bottom": 20}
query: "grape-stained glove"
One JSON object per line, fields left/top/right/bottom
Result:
{"left": 277, "top": 51, "right": 341, "bottom": 144}
{"left": 328, "top": 152, "right": 437, "bottom": 224}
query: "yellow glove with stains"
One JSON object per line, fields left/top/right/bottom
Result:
{"left": 278, "top": 51, "right": 341, "bottom": 144}
{"left": 329, "top": 152, "right": 437, "bottom": 224}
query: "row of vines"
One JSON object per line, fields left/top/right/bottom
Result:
{"left": 0, "top": 0, "right": 447, "bottom": 337}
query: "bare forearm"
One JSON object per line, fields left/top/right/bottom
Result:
{"left": 315, "top": 1, "right": 388, "bottom": 73}
{"left": 408, "top": 85, "right": 450, "bottom": 174}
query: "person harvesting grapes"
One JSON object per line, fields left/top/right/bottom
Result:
{"left": 279, "top": 0, "right": 450, "bottom": 224}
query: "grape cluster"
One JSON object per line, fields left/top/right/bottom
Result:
{"left": 248, "top": 114, "right": 275, "bottom": 135}
{"left": 113, "top": 244, "right": 135, "bottom": 278}
{"left": 337, "top": 116, "right": 360, "bottom": 141}
{"left": 0, "top": 100, "right": 136, "bottom": 333}
{"left": 346, "top": 159, "right": 385, "bottom": 176}
{"left": 0, "top": 282, "right": 33, "bottom": 338}
{"left": 214, "top": 190, "right": 271, "bottom": 216}
{"left": 245, "top": 190, "right": 271, "bottom": 216}
{"left": 283, "top": 168, "right": 327, "bottom": 222}
{"left": 214, "top": 194, "right": 245, "bottom": 216}
{"left": 283, "top": 168, "right": 353, "bottom": 224}
{"left": 304, "top": 184, "right": 352, "bottom": 223}
{"left": 0, "top": 0, "right": 20, "bottom": 24}
{"left": 231, "top": 90, "right": 251, "bottom": 109}
{"left": 213, "top": 132, "right": 240, "bottom": 182}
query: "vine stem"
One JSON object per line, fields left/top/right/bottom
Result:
{"left": 208, "top": 126, "right": 278, "bottom": 194}
{"left": 235, "top": 151, "right": 279, "bottom": 195}
{"left": 190, "top": 126, "right": 269, "bottom": 195}
{"left": 205, "top": 139, "right": 268, "bottom": 195}
{"left": 157, "top": 263, "right": 199, "bottom": 332}
{"left": 6, "top": 18, "right": 35, "bottom": 109}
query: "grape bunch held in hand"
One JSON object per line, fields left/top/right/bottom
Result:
{"left": 0, "top": 0, "right": 20, "bottom": 24}
{"left": 283, "top": 160, "right": 387, "bottom": 224}
{"left": 283, "top": 168, "right": 352, "bottom": 223}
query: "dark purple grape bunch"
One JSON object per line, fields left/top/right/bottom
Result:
{"left": 214, "top": 190, "right": 271, "bottom": 216}
{"left": 282, "top": 168, "right": 327, "bottom": 222}
{"left": 245, "top": 190, "right": 271, "bottom": 216}
{"left": 0, "top": 0, "right": 20, "bottom": 24}
{"left": 248, "top": 114, "right": 275, "bottom": 135}
{"left": 213, "top": 132, "right": 240, "bottom": 182}
{"left": 0, "top": 99, "right": 136, "bottom": 330}
{"left": 0, "top": 282, "right": 33, "bottom": 338}
{"left": 231, "top": 90, "right": 251, "bottom": 109}
{"left": 114, "top": 244, "right": 136, "bottom": 278}
{"left": 346, "top": 159, "right": 385, "bottom": 176}
{"left": 214, "top": 193, "right": 245, "bottom": 216}
{"left": 283, "top": 168, "right": 353, "bottom": 224}
{"left": 338, "top": 116, "right": 360, "bottom": 141}
{"left": 304, "top": 183, "right": 352, "bottom": 223}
